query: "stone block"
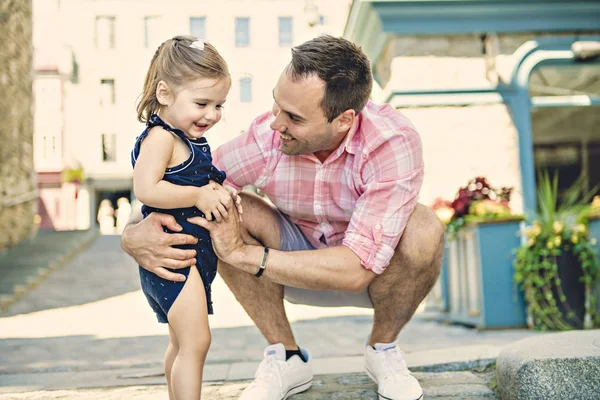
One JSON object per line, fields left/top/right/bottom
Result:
{"left": 496, "top": 330, "right": 600, "bottom": 399}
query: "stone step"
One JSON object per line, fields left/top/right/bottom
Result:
{"left": 0, "top": 371, "right": 497, "bottom": 399}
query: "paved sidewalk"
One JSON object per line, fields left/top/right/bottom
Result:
{"left": 1, "top": 235, "right": 542, "bottom": 398}
{"left": 0, "top": 229, "right": 98, "bottom": 312}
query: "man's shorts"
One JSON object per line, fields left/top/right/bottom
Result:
{"left": 275, "top": 209, "right": 373, "bottom": 308}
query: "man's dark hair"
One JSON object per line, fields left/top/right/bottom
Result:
{"left": 287, "top": 35, "right": 373, "bottom": 122}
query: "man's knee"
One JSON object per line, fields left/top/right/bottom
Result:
{"left": 395, "top": 203, "right": 445, "bottom": 277}
{"left": 406, "top": 204, "right": 444, "bottom": 252}
{"left": 238, "top": 190, "right": 281, "bottom": 249}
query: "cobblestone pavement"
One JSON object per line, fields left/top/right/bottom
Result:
{"left": 1, "top": 234, "right": 540, "bottom": 397}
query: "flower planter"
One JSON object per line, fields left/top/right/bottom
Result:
{"left": 443, "top": 219, "right": 527, "bottom": 328}
{"left": 552, "top": 250, "right": 586, "bottom": 328}
{"left": 589, "top": 216, "right": 600, "bottom": 316}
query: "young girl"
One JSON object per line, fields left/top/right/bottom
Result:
{"left": 131, "top": 35, "right": 237, "bottom": 399}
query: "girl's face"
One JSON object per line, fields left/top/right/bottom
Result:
{"left": 159, "top": 76, "right": 230, "bottom": 140}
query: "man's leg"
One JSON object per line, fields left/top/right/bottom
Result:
{"left": 217, "top": 191, "right": 298, "bottom": 349}
{"left": 368, "top": 204, "right": 445, "bottom": 346}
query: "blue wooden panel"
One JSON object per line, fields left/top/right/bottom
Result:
{"left": 477, "top": 221, "right": 527, "bottom": 328}
{"left": 440, "top": 239, "right": 450, "bottom": 311}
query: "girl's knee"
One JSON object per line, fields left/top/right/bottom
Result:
{"left": 180, "top": 333, "right": 211, "bottom": 358}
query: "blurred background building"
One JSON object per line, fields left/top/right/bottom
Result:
{"left": 26, "top": 0, "right": 600, "bottom": 233}
{"left": 32, "top": 0, "right": 351, "bottom": 231}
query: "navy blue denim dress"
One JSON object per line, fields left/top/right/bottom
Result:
{"left": 131, "top": 114, "right": 226, "bottom": 323}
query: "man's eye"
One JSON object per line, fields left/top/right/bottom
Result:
{"left": 289, "top": 114, "right": 297, "bottom": 121}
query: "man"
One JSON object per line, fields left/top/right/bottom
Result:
{"left": 122, "top": 35, "right": 444, "bottom": 400}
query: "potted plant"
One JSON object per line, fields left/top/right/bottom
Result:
{"left": 432, "top": 176, "right": 522, "bottom": 237}
{"left": 432, "top": 177, "right": 526, "bottom": 328}
{"left": 514, "top": 171, "right": 599, "bottom": 330}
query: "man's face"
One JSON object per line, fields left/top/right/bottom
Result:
{"left": 270, "top": 71, "right": 344, "bottom": 161}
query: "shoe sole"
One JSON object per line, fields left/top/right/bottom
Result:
{"left": 282, "top": 378, "right": 312, "bottom": 400}
{"left": 365, "top": 367, "right": 424, "bottom": 400}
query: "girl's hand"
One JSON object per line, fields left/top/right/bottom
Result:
{"left": 195, "top": 181, "right": 233, "bottom": 222}
{"left": 224, "top": 186, "right": 243, "bottom": 222}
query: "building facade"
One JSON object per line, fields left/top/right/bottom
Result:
{"left": 33, "top": 0, "right": 351, "bottom": 230}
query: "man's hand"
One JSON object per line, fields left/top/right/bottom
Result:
{"left": 121, "top": 212, "right": 198, "bottom": 281}
{"left": 188, "top": 205, "right": 245, "bottom": 264}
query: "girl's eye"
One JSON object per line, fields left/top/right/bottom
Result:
{"left": 216, "top": 104, "right": 224, "bottom": 109}
{"left": 196, "top": 103, "right": 206, "bottom": 107}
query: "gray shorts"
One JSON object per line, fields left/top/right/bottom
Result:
{"left": 275, "top": 209, "right": 373, "bottom": 308}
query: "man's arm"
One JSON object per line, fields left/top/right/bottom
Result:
{"left": 188, "top": 212, "right": 376, "bottom": 292}
{"left": 229, "top": 244, "right": 376, "bottom": 292}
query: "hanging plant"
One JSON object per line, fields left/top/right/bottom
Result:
{"left": 513, "top": 171, "right": 599, "bottom": 330}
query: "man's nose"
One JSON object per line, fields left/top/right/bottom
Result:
{"left": 270, "top": 109, "right": 286, "bottom": 132}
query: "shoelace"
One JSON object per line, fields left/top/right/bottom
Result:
{"left": 250, "top": 356, "right": 285, "bottom": 390}
{"left": 380, "top": 348, "right": 411, "bottom": 379}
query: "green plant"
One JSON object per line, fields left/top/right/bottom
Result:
{"left": 514, "top": 171, "right": 599, "bottom": 330}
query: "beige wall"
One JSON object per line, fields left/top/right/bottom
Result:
{"left": 401, "top": 105, "right": 523, "bottom": 213}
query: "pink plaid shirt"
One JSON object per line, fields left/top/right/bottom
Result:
{"left": 213, "top": 101, "right": 424, "bottom": 274}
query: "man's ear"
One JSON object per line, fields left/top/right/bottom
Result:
{"left": 156, "top": 80, "right": 173, "bottom": 106}
{"left": 335, "top": 109, "right": 356, "bottom": 133}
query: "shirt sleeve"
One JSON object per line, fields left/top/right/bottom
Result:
{"left": 342, "top": 127, "right": 424, "bottom": 275}
{"left": 212, "top": 112, "right": 274, "bottom": 190}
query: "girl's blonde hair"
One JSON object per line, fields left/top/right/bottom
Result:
{"left": 137, "top": 35, "right": 230, "bottom": 123}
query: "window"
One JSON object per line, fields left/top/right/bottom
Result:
{"left": 235, "top": 17, "right": 250, "bottom": 47}
{"left": 99, "top": 79, "right": 115, "bottom": 106}
{"left": 144, "top": 16, "right": 163, "bottom": 49}
{"left": 278, "top": 17, "right": 293, "bottom": 46}
{"left": 102, "top": 133, "right": 117, "bottom": 162}
{"left": 240, "top": 77, "right": 252, "bottom": 103}
{"left": 190, "top": 17, "right": 206, "bottom": 39}
{"left": 95, "top": 16, "right": 115, "bottom": 49}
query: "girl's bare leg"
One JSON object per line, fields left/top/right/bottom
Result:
{"left": 167, "top": 266, "right": 211, "bottom": 399}
{"left": 165, "top": 325, "right": 179, "bottom": 400}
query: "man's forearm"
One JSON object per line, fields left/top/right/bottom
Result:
{"left": 226, "top": 245, "right": 375, "bottom": 292}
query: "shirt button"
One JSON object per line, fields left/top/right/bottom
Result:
{"left": 375, "top": 224, "right": 381, "bottom": 230}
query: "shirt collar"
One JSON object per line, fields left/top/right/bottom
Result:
{"left": 337, "top": 111, "right": 361, "bottom": 157}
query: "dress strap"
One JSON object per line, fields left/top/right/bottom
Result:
{"left": 147, "top": 114, "right": 188, "bottom": 141}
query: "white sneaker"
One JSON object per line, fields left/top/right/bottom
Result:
{"left": 239, "top": 343, "right": 313, "bottom": 400}
{"left": 365, "top": 343, "right": 423, "bottom": 400}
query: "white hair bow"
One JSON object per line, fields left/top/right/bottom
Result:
{"left": 190, "top": 39, "right": 207, "bottom": 50}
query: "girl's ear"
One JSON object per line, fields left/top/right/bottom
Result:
{"left": 156, "top": 80, "right": 173, "bottom": 106}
